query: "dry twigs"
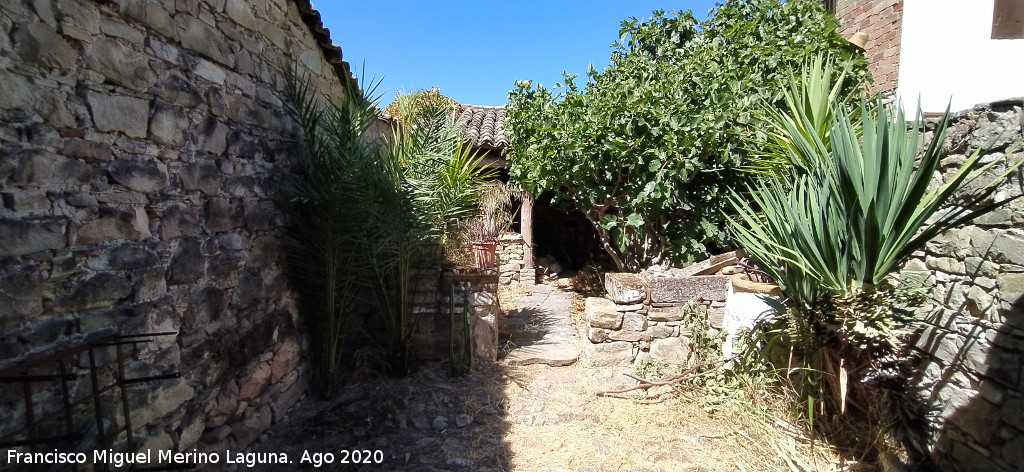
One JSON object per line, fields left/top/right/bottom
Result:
{"left": 595, "top": 356, "right": 737, "bottom": 396}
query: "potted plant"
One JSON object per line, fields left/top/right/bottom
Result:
{"left": 466, "top": 182, "right": 524, "bottom": 269}
{"left": 467, "top": 213, "right": 500, "bottom": 268}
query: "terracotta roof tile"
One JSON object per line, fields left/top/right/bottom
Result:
{"left": 459, "top": 105, "right": 508, "bottom": 149}
{"left": 292, "top": 0, "right": 357, "bottom": 89}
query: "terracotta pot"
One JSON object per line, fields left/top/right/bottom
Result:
{"left": 471, "top": 242, "right": 497, "bottom": 269}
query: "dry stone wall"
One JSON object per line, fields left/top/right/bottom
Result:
{"left": 583, "top": 269, "right": 729, "bottom": 367}
{"left": 496, "top": 232, "right": 527, "bottom": 285}
{"left": 409, "top": 269, "right": 501, "bottom": 363}
{"left": 906, "top": 99, "right": 1024, "bottom": 472}
{"left": 0, "top": 0, "right": 350, "bottom": 458}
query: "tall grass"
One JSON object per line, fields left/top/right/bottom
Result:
{"left": 283, "top": 75, "right": 495, "bottom": 389}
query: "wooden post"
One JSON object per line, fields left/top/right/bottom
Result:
{"left": 521, "top": 193, "right": 535, "bottom": 285}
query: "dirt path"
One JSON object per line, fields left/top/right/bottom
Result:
{"left": 247, "top": 284, "right": 782, "bottom": 472}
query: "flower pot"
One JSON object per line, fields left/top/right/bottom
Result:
{"left": 471, "top": 242, "right": 497, "bottom": 269}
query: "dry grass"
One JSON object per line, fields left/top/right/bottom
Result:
{"left": 497, "top": 362, "right": 845, "bottom": 472}
{"left": 498, "top": 282, "right": 529, "bottom": 312}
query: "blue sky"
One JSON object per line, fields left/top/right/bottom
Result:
{"left": 315, "top": 1, "right": 719, "bottom": 107}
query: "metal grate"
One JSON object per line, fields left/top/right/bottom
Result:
{"left": 0, "top": 332, "right": 184, "bottom": 471}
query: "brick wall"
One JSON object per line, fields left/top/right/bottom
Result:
{"left": 834, "top": 0, "right": 903, "bottom": 93}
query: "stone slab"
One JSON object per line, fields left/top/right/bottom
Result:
{"left": 503, "top": 284, "right": 579, "bottom": 367}
{"left": 604, "top": 272, "right": 646, "bottom": 304}
{"left": 586, "top": 297, "right": 622, "bottom": 329}
{"left": 583, "top": 340, "right": 636, "bottom": 367}
{"left": 646, "top": 274, "right": 730, "bottom": 303}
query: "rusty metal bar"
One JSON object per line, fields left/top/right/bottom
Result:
{"left": 0, "top": 373, "right": 77, "bottom": 383}
{"left": 116, "top": 341, "right": 135, "bottom": 453}
{"left": 22, "top": 369, "right": 36, "bottom": 454}
{"left": 87, "top": 347, "right": 106, "bottom": 450}
{"left": 122, "top": 372, "right": 181, "bottom": 385}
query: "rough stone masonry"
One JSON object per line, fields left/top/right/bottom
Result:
{"left": 0, "top": 0, "right": 351, "bottom": 459}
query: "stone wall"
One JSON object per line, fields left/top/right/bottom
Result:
{"left": 905, "top": 99, "right": 1024, "bottom": 471}
{"left": 834, "top": 0, "right": 903, "bottom": 93}
{"left": 0, "top": 0, "right": 350, "bottom": 458}
{"left": 583, "top": 262, "right": 732, "bottom": 367}
{"left": 410, "top": 269, "right": 501, "bottom": 364}
{"left": 497, "top": 232, "right": 527, "bottom": 285}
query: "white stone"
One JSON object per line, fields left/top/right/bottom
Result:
{"left": 722, "top": 288, "right": 777, "bottom": 359}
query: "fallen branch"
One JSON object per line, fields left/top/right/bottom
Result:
{"left": 595, "top": 356, "right": 737, "bottom": 396}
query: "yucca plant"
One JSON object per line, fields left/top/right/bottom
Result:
{"left": 730, "top": 95, "right": 1022, "bottom": 465}
{"left": 744, "top": 54, "right": 866, "bottom": 176}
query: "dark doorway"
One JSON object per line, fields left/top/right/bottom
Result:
{"left": 530, "top": 192, "right": 606, "bottom": 274}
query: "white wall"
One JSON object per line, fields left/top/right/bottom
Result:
{"left": 898, "top": 0, "right": 1024, "bottom": 113}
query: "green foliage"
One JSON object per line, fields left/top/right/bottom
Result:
{"left": 729, "top": 80, "right": 1023, "bottom": 463}
{"left": 283, "top": 74, "right": 493, "bottom": 386}
{"left": 506, "top": 0, "right": 868, "bottom": 272}
{"left": 744, "top": 54, "right": 865, "bottom": 175}
{"left": 282, "top": 71, "right": 387, "bottom": 393}
{"left": 730, "top": 101, "right": 1020, "bottom": 311}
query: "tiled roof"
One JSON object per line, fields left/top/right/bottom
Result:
{"left": 459, "top": 105, "right": 508, "bottom": 149}
{"left": 292, "top": 0, "right": 357, "bottom": 89}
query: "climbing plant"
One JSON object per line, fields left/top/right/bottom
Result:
{"left": 506, "top": 0, "right": 868, "bottom": 272}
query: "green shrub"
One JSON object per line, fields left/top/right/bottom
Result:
{"left": 506, "top": 0, "right": 868, "bottom": 272}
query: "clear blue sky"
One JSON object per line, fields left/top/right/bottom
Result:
{"left": 314, "top": 1, "right": 719, "bottom": 107}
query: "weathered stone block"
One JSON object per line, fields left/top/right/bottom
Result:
{"left": 168, "top": 239, "right": 206, "bottom": 285}
{"left": 587, "top": 326, "right": 610, "bottom": 343}
{"left": 622, "top": 313, "right": 647, "bottom": 331}
{"left": 608, "top": 329, "right": 649, "bottom": 342}
{"left": 0, "top": 262, "right": 44, "bottom": 323}
{"left": 649, "top": 337, "right": 691, "bottom": 363}
{"left": 473, "top": 315, "right": 499, "bottom": 361}
{"left": 85, "top": 37, "right": 154, "bottom": 89}
{"left": 108, "top": 245, "right": 160, "bottom": 269}
{"left": 232, "top": 404, "right": 272, "bottom": 449}
{"left": 148, "top": 103, "right": 188, "bottom": 146}
{"left": 133, "top": 267, "right": 167, "bottom": 301}
{"left": 650, "top": 325, "right": 673, "bottom": 339}
{"left": 77, "top": 211, "right": 149, "bottom": 245}
{"left": 646, "top": 274, "right": 729, "bottom": 303}
{"left": 998, "top": 273, "right": 1024, "bottom": 309}
{"left": 205, "top": 198, "right": 244, "bottom": 232}
{"left": 604, "top": 272, "right": 646, "bottom": 304}
{"left": 2, "top": 189, "right": 50, "bottom": 212}
{"left": 54, "top": 272, "right": 132, "bottom": 312}
{"left": 583, "top": 340, "right": 635, "bottom": 367}
{"left": 8, "top": 149, "right": 92, "bottom": 188}
{"left": 160, "top": 203, "right": 201, "bottom": 239}
{"left": 13, "top": 22, "right": 77, "bottom": 69}
{"left": 178, "top": 14, "right": 234, "bottom": 67}
{"left": 586, "top": 297, "right": 622, "bottom": 329}
{"left": 130, "top": 379, "right": 194, "bottom": 428}
{"left": 108, "top": 158, "right": 168, "bottom": 192}
{"left": 615, "top": 302, "right": 644, "bottom": 312}
{"left": 62, "top": 138, "right": 113, "bottom": 163}
{"left": 121, "top": 0, "right": 175, "bottom": 38}
{"left": 87, "top": 92, "right": 149, "bottom": 138}
{"left": 0, "top": 217, "right": 66, "bottom": 256}
{"left": 647, "top": 306, "right": 685, "bottom": 322}
{"left": 239, "top": 362, "right": 271, "bottom": 402}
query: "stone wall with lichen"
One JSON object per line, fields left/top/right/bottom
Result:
{"left": 903, "top": 99, "right": 1024, "bottom": 471}
{"left": 0, "top": 0, "right": 350, "bottom": 458}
